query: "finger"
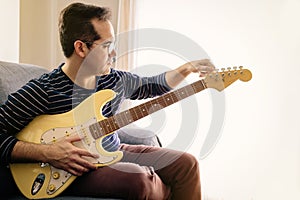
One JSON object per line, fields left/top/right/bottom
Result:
{"left": 68, "top": 162, "right": 90, "bottom": 176}
{"left": 206, "top": 65, "right": 216, "bottom": 72}
{"left": 67, "top": 154, "right": 97, "bottom": 174}
{"left": 67, "top": 168, "right": 82, "bottom": 176}
{"left": 65, "top": 135, "right": 83, "bottom": 143}
{"left": 78, "top": 157, "right": 98, "bottom": 170}
{"left": 199, "top": 71, "right": 208, "bottom": 77}
{"left": 199, "top": 65, "right": 214, "bottom": 71}
{"left": 76, "top": 149, "right": 99, "bottom": 169}
{"left": 77, "top": 148, "right": 99, "bottom": 159}
{"left": 70, "top": 153, "right": 97, "bottom": 171}
{"left": 199, "top": 59, "right": 215, "bottom": 69}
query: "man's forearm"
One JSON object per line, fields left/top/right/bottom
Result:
{"left": 11, "top": 141, "right": 48, "bottom": 163}
{"left": 165, "top": 64, "right": 193, "bottom": 88}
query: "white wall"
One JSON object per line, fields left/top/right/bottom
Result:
{"left": 0, "top": 0, "right": 20, "bottom": 62}
{"left": 134, "top": 0, "right": 300, "bottom": 199}
{"left": 19, "top": 0, "right": 53, "bottom": 68}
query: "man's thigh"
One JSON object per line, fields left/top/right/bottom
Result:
{"left": 64, "top": 162, "right": 170, "bottom": 199}
{"left": 120, "top": 144, "right": 185, "bottom": 172}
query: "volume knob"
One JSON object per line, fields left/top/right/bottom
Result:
{"left": 52, "top": 172, "right": 60, "bottom": 179}
{"left": 48, "top": 184, "right": 56, "bottom": 192}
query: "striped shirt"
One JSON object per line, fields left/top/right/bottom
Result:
{"left": 0, "top": 64, "right": 171, "bottom": 166}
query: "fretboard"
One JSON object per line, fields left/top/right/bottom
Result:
{"left": 89, "top": 79, "right": 207, "bottom": 139}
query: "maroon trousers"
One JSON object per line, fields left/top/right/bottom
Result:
{"left": 64, "top": 144, "right": 201, "bottom": 200}
{"left": 1, "top": 144, "right": 201, "bottom": 199}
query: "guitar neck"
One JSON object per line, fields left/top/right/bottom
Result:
{"left": 90, "top": 79, "right": 207, "bottom": 138}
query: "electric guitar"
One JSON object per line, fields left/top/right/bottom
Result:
{"left": 9, "top": 67, "right": 252, "bottom": 199}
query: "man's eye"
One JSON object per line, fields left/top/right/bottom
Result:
{"left": 102, "top": 43, "right": 111, "bottom": 48}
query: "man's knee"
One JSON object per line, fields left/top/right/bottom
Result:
{"left": 178, "top": 152, "right": 200, "bottom": 174}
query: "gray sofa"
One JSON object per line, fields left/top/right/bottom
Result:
{"left": 0, "top": 61, "right": 161, "bottom": 199}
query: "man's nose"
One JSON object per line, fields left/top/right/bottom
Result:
{"left": 110, "top": 49, "right": 116, "bottom": 57}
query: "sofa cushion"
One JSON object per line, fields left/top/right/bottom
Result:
{"left": 0, "top": 61, "right": 49, "bottom": 104}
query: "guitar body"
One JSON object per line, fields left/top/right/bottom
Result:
{"left": 9, "top": 89, "right": 123, "bottom": 199}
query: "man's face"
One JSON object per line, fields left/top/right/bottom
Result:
{"left": 83, "top": 19, "right": 116, "bottom": 76}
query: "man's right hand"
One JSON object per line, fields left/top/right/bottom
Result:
{"left": 43, "top": 135, "right": 99, "bottom": 176}
{"left": 11, "top": 136, "right": 99, "bottom": 176}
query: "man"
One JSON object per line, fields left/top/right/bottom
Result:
{"left": 0, "top": 3, "right": 215, "bottom": 199}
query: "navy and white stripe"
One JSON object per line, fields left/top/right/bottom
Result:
{"left": 0, "top": 64, "right": 171, "bottom": 166}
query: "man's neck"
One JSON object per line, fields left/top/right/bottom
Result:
{"left": 62, "top": 59, "right": 96, "bottom": 90}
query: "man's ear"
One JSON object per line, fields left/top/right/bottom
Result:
{"left": 74, "top": 40, "right": 88, "bottom": 58}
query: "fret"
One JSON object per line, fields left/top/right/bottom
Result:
{"left": 100, "top": 113, "right": 126, "bottom": 135}
{"left": 181, "top": 88, "right": 188, "bottom": 98}
{"left": 146, "top": 99, "right": 154, "bottom": 114}
{"left": 116, "top": 112, "right": 126, "bottom": 127}
{"left": 112, "top": 114, "right": 125, "bottom": 129}
{"left": 192, "top": 80, "right": 206, "bottom": 93}
{"left": 99, "top": 119, "right": 110, "bottom": 135}
{"left": 94, "top": 124, "right": 102, "bottom": 138}
{"left": 157, "top": 93, "right": 168, "bottom": 108}
{"left": 125, "top": 110, "right": 134, "bottom": 123}
{"left": 130, "top": 107, "right": 139, "bottom": 121}
{"left": 165, "top": 93, "right": 174, "bottom": 105}
{"left": 117, "top": 110, "right": 133, "bottom": 127}
{"left": 104, "top": 119, "right": 112, "bottom": 131}
{"left": 190, "top": 82, "right": 197, "bottom": 94}
{"left": 148, "top": 100, "right": 157, "bottom": 113}
{"left": 90, "top": 123, "right": 104, "bottom": 139}
{"left": 164, "top": 94, "right": 171, "bottom": 106}
{"left": 174, "top": 88, "right": 186, "bottom": 101}
{"left": 89, "top": 124, "right": 97, "bottom": 139}
{"left": 168, "top": 92, "right": 178, "bottom": 104}
{"left": 107, "top": 118, "right": 119, "bottom": 132}
{"left": 149, "top": 99, "right": 161, "bottom": 114}
{"left": 140, "top": 104, "right": 148, "bottom": 114}
{"left": 135, "top": 103, "right": 149, "bottom": 119}
{"left": 184, "top": 84, "right": 196, "bottom": 97}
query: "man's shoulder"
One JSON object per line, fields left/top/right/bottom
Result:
{"left": 26, "top": 67, "right": 69, "bottom": 92}
{"left": 34, "top": 67, "right": 65, "bottom": 83}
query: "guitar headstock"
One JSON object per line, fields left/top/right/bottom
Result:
{"left": 204, "top": 66, "right": 252, "bottom": 91}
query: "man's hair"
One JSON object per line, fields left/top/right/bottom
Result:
{"left": 59, "top": 3, "right": 111, "bottom": 58}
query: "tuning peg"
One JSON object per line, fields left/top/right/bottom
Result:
{"left": 221, "top": 68, "right": 225, "bottom": 72}
{"left": 232, "top": 66, "right": 238, "bottom": 75}
{"left": 238, "top": 66, "right": 244, "bottom": 74}
{"left": 227, "top": 67, "right": 231, "bottom": 71}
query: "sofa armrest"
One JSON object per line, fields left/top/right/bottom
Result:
{"left": 118, "top": 127, "right": 162, "bottom": 147}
